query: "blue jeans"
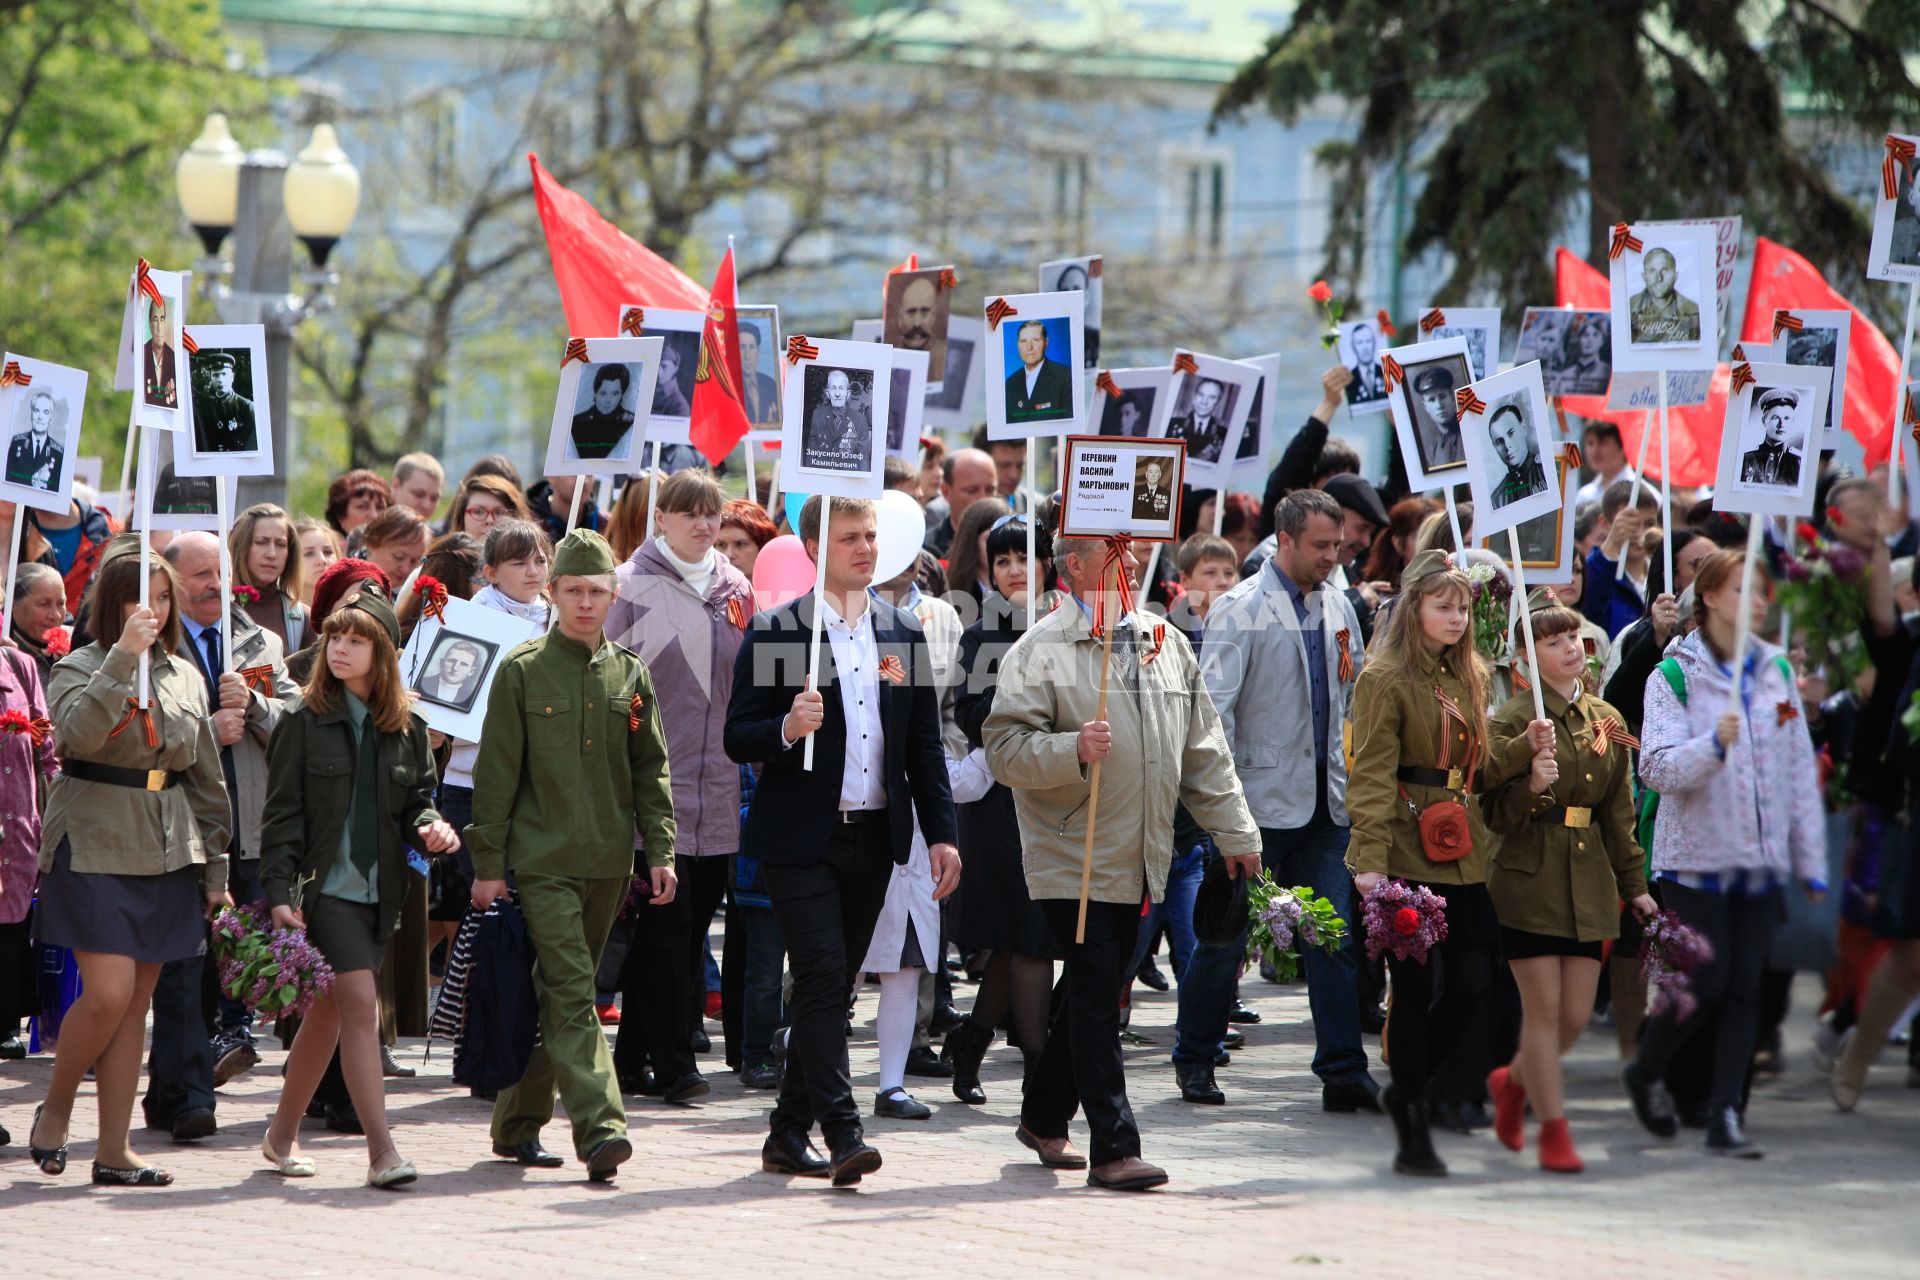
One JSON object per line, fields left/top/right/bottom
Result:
{"left": 1127, "top": 840, "right": 1206, "bottom": 986}
{"left": 1174, "top": 808, "right": 1368, "bottom": 1085}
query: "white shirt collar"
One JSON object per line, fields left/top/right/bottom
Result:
{"left": 820, "top": 592, "right": 872, "bottom": 633}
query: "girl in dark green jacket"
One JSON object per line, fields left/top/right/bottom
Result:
{"left": 257, "top": 584, "right": 456, "bottom": 1188}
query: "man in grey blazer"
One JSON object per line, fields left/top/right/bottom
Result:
{"left": 1185, "top": 488, "right": 1382, "bottom": 1113}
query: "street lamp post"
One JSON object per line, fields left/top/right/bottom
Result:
{"left": 176, "top": 114, "right": 360, "bottom": 509}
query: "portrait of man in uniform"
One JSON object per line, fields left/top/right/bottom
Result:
{"left": 1739, "top": 387, "right": 1806, "bottom": 489}
{"left": 802, "top": 366, "right": 872, "bottom": 473}
{"left": 1628, "top": 245, "right": 1702, "bottom": 346}
{"left": 650, "top": 332, "right": 698, "bottom": 419}
{"left": 1401, "top": 357, "right": 1469, "bottom": 475}
{"left": 1003, "top": 319, "right": 1074, "bottom": 425}
{"left": 416, "top": 634, "right": 494, "bottom": 713}
{"left": 568, "top": 363, "right": 640, "bottom": 462}
{"left": 1098, "top": 387, "right": 1155, "bottom": 438}
{"left": 1488, "top": 398, "right": 1548, "bottom": 510}
{"left": 1340, "top": 321, "right": 1388, "bottom": 409}
{"left": 1169, "top": 377, "right": 1234, "bottom": 463}
{"left": 1132, "top": 457, "right": 1172, "bottom": 523}
{"left": 884, "top": 268, "right": 952, "bottom": 383}
{"left": 189, "top": 349, "right": 259, "bottom": 455}
{"left": 143, "top": 296, "right": 178, "bottom": 410}
{"left": 5, "top": 389, "right": 65, "bottom": 493}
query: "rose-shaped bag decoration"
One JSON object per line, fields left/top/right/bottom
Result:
{"left": 1416, "top": 797, "right": 1473, "bottom": 863}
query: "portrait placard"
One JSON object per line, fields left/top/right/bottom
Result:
{"left": 1514, "top": 307, "right": 1613, "bottom": 398}
{"left": 1641, "top": 216, "right": 1741, "bottom": 357}
{"left": 1608, "top": 222, "right": 1719, "bottom": 372}
{"left": 1165, "top": 348, "right": 1260, "bottom": 487}
{"left": 1482, "top": 452, "right": 1578, "bottom": 587}
{"left": 1384, "top": 334, "right": 1474, "bottom": 493}
{"left": 1335, "top": 317, "right": 1390, "bottom": 415}
{"left": 779, "top": 336, "right": 890, "bottom": 499}
{"left": 1711, "top": 359, "right": 1830, "bottom": 519}
{"left": 849, "top": 318, "right": 883, "bottom": 344}
{"left": 883, "top": 266, "right": 957, "bottom": 385}
{"left": 1766, "top": 309, "right": 1851, "bottom": 446}
{"left": 1233, "top": 353, "right": 1281, "bottom": 484}
{"left": 0, "top": 354, "right": 88, "bottom": 516}
{"left": 139, "top": 423, "right": 235, "bottom": 532}
{"left": 736, "top": 304, "right": 784, "bottom": 440}
{"left": 982, "top": 292, "right": 1087, "bottom": 442}
{"left": 542, "top": 336, "right": 664, "bottom": 479}
{"left": 116, "top": 263, "right": 195, "bottom": 436}
{"left": 883, "top": 347, "right": 930, "bottom": 460}
{"left": 1412, "top": 306, "right": 1501, "bottom": 381}
{"left": 1090, "top": 367, "right": 1174, "bottom": 440}
{"left": 1868, "top": 134, "right": 1920, "bottom": 283}
{"left": 398, "top": 595, "right": 542, "bottom": 742}
{"left": 1605, "top": 369, "right": 1714, "bottom": 411}
{"left": 174, "top": 324, "right": 274, "bottom": 479}
{"left": 1459, "top": 361, "right": 1560, "bottom": 536}
{"left": 922, "top": 314, "right": 984, "bottom": 432}
{"left": 1059, "top": 434, "right": 1186, "bottom": 542}
{"left": 1038, "top": 255, "right": 1103, "bottom": 368}
{"left": 618, "top": 304, "right": 703, "bottom": 445}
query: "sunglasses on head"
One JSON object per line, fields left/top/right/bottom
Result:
{"left": 990, "top": 514, "right": 1028, "bottom": 533}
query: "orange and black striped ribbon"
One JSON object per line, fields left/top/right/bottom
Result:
{"left": 1564, "top": 441, "right": 1584, "bottom": 468}
{"left": 1095, "top": 370, "right": 1121, "bottom": 397}
{"left": 1140, "top": 622, "right": 1168, "bottom": 668}
{"left": 1731, "top": 344, "right": 1748, "bottom": 362}
{"left": 1171, "top": 351, "right": 1199, "bottom": 376}
{"left": 1730, "top": 362, "right": 1756, "bottom": 395}
{"left": 109, "top": 697, "right": 159, "bottom": 749}
{"left": 181, "top": 332, "right": 199, "bottom": 356}
{"left": 1434, "top": 684, "right": 1475, "bottom": 788}
{"left": 985, "top": 298, "right": 1018, "bottom": 330}
{"left": 937, "top": 267, "right": 957, "bottom": 290}
{"left": 1608, "top": 223, "right": 1643, "bottom": 260}
{"left": 877, "top": 654, "right": 907, "bottom": 684}
{"left": 628, "top": 692, "right": 645, "bottom": 731}
{"left": 621, "top": 308, "right": 644, "bottom": 337}
{"left": 1776, "top": 700, "right": 1800, "bottom": 728}
{"left": 238, "top": 665, "right": 277, "bottom": 696}
{"left": 1884, "top": 135, "right": 1917, "bottom": 201}
{"left": 1335, "top": 628, "right": 1354, "bottom": 682}
{"left": 1512, "top": 667, "right": 1531, "bottom": 692}
{"left": 1089, "top": 535, "right": 1136, "bottom": 641}
{"left": 1905, "top": 388, "right": 1919, "bottom": 428}
{"left": 0, "top": 361, "right": 29, "bottom": 387}
{"left": 1381, "top": 353, "right": 1405, "bottom": 393}
{"left": 134, "top": 257, "right": 164, "bottom": 305}
{"left": 727, "top": 596, "right": 748, "bottom": 630}
{"left": 1772, "top": 312, "right": 1804, "bottom": 339}
{"left": 561, "top": 337, "right": 590, "bottom": 366}
{"left": 1419, "top": 308, "right": 1447, "bottom": 334}
{"left": 1376, "top": 309, "right": 1397, "bottom": 339}
{"left": 1455, "top": 387, "right": 1488, "bottom": 417}
{"left": 28, "top": 715, "right": 51, "bottom": 746}
{"left": 786, "top": 335, "right": 819, "bottom": 364}
{"left": 1591, "top": 717, "right": 1639, "bottom": 756}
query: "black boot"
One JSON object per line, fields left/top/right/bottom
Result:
{"left": 943, "top": 1019, "right": 992, "bottom": 1105}
{"left": 1383, "top": 1084, "right": 1447, "bottom": 1177}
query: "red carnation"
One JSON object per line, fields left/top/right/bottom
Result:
{"left": 414, "top": 573, "right": 449, "bottom": 624}
{"left": 42, "top": 626, "right": 71, "bottom": 657}
{"left": 1795, "top": 521, "right": 1821, "bottom": 544}
{"left": 0, "top": 709, "right": 29, "bottom": 734}
{"left": 1394, "top": 907, "right": 1421, "bottom": 937}
{"left": 232, "top": 583, "right": 261, "bottom": 604}
{"left": 1307, "top": 280, "right": 1334, "bottom": 303}
{"left": 1826, "top": 505, "right": 1845, "bottom": 526}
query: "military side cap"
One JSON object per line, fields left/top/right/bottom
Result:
{"left": 553, "top": 527, "right": 617, "bottom": 577}
{"left": 1412, "top": 365, "right": 1456, "bottom": 394}
{"left": 1526, "top": 586, "right": 1563, "bottom": 613}
{"left": 337, "top": 582, "right": 401, "bottom": 647}
{"left": 1400, "top": 547, "right": 1461, "bottom": 591}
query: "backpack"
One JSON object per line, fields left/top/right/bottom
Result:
{"left": 1634, "top": 653, "right": 1795, "bottom": 870}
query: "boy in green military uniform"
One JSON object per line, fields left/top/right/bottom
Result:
{"left": 466, "top": 529, "right": 677, "bottom": 1183}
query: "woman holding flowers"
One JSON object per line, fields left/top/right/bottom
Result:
{"left": 1480, "top": 593, "right": 1656, "bottom": 1173}
{"left": 257, "top": 583, "right": 457, "bottom": 1188}
{"left": 1344, "top": 549, "right": 1541, "bottom": 1177}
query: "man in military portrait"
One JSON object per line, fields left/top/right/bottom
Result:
{"left": 1409, "top": 362, "right": 1466, "bottom": 472}
{"left": 191, "top": 351, "right": 259, "bottom": 454}
{"left": 804, "top": 368, "right": 871, "bottom": 472}
{"left": 1628, "top": 246, "right": 1701, "bottom": 345}
{"left": 1132, "top": 457, "right": 1172, "bottom": 523}
{"left": 6, "top": 390, "right": 64, "bottom": 492}
{"left": 1740, "top": 388, "right": 1805, "bottom": 489}
{"left": 1170, "top": 377, "right": 1230, "bottom": 462}
{"left": 1488, "top": 401, "right": 1547, "bottom": 510}
{"left": 570, "top": 363, "right": 637, "bottom": 461}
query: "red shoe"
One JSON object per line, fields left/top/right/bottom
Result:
{"left": 704, "top": 991, "right": 723, "bottom": 1021}
{"left": 1537, "top": 1118, "right": 1583, "bottom": 1173}
{"left": 596, "top": 1001, "right": 621, "bottom": 1025}
{"left": 1487, "top": 1065, "right": 1526, "bottom": 1152}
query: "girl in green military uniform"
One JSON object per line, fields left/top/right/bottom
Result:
{"left": 1480, "top": 595, "right": 1656, "bottom": 1173}
{"left": 257, "top": 584, "right": 457, "bottom": 1188}
{"left": 1346, "top": 549, "right": 1538, "bottom": 1177}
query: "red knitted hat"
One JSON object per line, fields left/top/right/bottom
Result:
{"left": 310, "top": 557, "right": 393, "bottom": 624}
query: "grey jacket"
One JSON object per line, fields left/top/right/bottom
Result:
{"left": 1199, "top": 564, "right": 1364, "bottom": 830}
{"left": 227, "top": 609, "right": 299, "bottom": 859}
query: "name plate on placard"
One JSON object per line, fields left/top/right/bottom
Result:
{"left": 1058, "top": 434, "right": 1187, "bottom": 542}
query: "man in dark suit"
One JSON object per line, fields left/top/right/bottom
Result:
{"left": 739, "top": 324, "right": 780, "bottom": 427}
{"left": 144, "top": 298, "right": 178, "bottom": 408}
{"left": 1005, "top": 320, "right": 1073, "bottom": 424}
{"left": 191, "top": 352, "right": 258, "bottom": 454}
{"left": 725, "top": 494, "right": 960, "bottom": 1186}
{"left": 5, "top": 391, "right": 63, "bottom": 490}
{"left": 419, "top": 639, "right": 484, "bottom": 710}
{"left": 1169, "top": 377, "right": 1229, "bottom": 462}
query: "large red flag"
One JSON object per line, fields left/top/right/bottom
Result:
{"left": 1739, "top": 236, "right": 1899, "bottom": 468}
{"left": 691, "top": 247, "right": 751, "bottom": 465}
{"left": 529, "top": 153, "right": 706, "bottom": 337}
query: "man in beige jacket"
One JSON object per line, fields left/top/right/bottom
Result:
{"left": 985, "top": 530, "right": 1260, "bottom": 1191}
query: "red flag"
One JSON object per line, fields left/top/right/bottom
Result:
{"left": 691, "top": 247, "right": 751, "bottom": 465}
{"left": 1740, "top": 236, "right": 1899, "bottom": 468}
{"left": 529, "top": 153, "right": 706, "bottom": 337}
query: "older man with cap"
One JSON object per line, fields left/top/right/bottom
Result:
{"left": 1740, "top": 389, "right": 1804, "bottom": 487}
{"left": 1413, "top": 365, "right": 1465, "bottom": 469}
{"left": 985, "top": 529, "right": 1259, "bottom": 1191}
{"left": 466, "top": 528, "right": 677, "bottom": 1183}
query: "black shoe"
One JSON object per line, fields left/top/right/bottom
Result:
{"left": 905, "top": 1045, "right": 953, "bottom": 1078}
{"left": 1678, "top": 1100, "right": 1711, "bottom": 1130}
{"left": 1176, "top": 1063, "right": 1225, "bottom": 1105}
{"left": 1706, "top": 1106, "right": 1763, "bottom": 1158}
{"left": 619, "top": 1072, "right": 659, "bottom": 1097}
{"left": 740, "top": 1063, "right": 780, "bottom": 1090}
{"left": 829, "top": 1140, "right": 882, "bottom": 1186}
{"left": 692, "top": 1029, "right": 713, "bottom": 1055}
{"left": 470, "top": 1085, "right": 498, "bottom": 1102}
{"left": 1135, "top": 956, "right": 1170, "bottom": 992}
{"left": 324, "top": 1101, "right": 364, "bottom": 1135}
{"left": 930, "top": 1002, "right": 965, "bottom": 1037}
{"left": 1383, "top": 1085, "right": 1447, "bottom": 1177}
{"left": 1433, "top": 1099, "right": 1489, "bottom": 1133}
{"left": 1227, "top": 1001, "right": 1262, "bottom": 1025}
{"left": 662, "top": 1071, "right": 711, "bottom": 1104}
{"left": 1360, "top": 1003, "right": 1387, "bottom": 1035}
{"left": 91, "top": 1161, "right": 173, "bottom": 1187}
{"left": 381, "top": 1044, "right": 416, "bottom": 1078}
{"left": 28, "top": 1105, "right": 68, "bottom": 1175}
{"left": 585, "top": 1136, "right": 633, "bottom": 1182}
{"left": 1213, "top": 1048, "right": 1231, "bottom": 1068}
{"left": 874, "top": 1087, "right": 932, "bottom": 1120}
{"left": 1222, "top": 1029, "right": 1246, "bottom": 1050}
{"left": 761, "top": 1129, "right": 831, "bottom": 1177}
{"left": 492, "top": 1140, "right": 566, "bottom": 1168}
{"left": 0, "top": 1033, "right": 25, "bottom": 1060}
{"left": 170, "top": 1108, "right": 217, "bottom": 1143}
{"left": 1322, "top": 1076, "right": 1383, "bottom": 1114}
{"left": 944, "top": 1019, "right": 992, "bottom": 1105}
{"left": 211, "top": 1033, "right": 259, "bottom": 1087}
{"left": 1621, "top": 1062, "right": 1678, "bottom": 1138}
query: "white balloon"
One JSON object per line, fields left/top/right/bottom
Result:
{"left": 872, "top": 488, "right": 928, "bottom": 585}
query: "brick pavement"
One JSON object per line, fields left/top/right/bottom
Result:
{"left": 4, "top": 973, "right": 1916, "bottom": 1278}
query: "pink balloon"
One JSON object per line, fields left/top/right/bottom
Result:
{"left": 751, "top": 534, "right": 818, "bottom": 611}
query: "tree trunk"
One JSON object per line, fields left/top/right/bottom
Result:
{"left": 1584, "top": 1, "right": 1649, "bottom": 270}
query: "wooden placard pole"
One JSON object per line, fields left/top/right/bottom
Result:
{"left": 1727, "top": 517, "right": 1764, "bottom": 715}
{"left": 1778, "top": 516, "right": 1794, "bottom": 649}
{"left": 802, "top": 500, "right": 831, "bottom": 773}
{"left": 1074, "top": 547, "right": 1120, "bottom": 945}
{"left": 1889, "top": 283, "right": 1918, "bottom": 511}
{"left": 1507, "top": 527, "right": 1547, "bottom": 723}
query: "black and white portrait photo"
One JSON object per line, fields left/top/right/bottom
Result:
{"left": 650, "top": 330, "right": 700, "bottom": 420}
{"left": 1872, "top": 140, "right": 1920, "bottom": 280}
{"left": 415, "top": 632, "right": 497, "bottom": 714}
{"left": 1098, "top": 387, "right": 1156, "bottom": 438}
{"left": 1169, "top": 376, "right": 1240, "bottom": 463}
{"left": 1486, "top": 393, "right": 1548, "bottom": 512}
{"left": 801, "top": 365, "right": 874, "bottom": 473}
{"left": 1737, "top": 386, "right": 1810, "bottom": 492}
{"left": 188, "top": 347, "right": 259, "bottom": 456}
{"left": 1402, "top": 355, "right": 1471, "bottom": 476}
{"left": 1625, "top": 242, "right": 1703, "bottom": 347}
{"left": 885, "top": 365, "right": 912, "bottom": 455}
{"left": 884, "top": 267, "right": 953, "bottom": 384}
{"left": 153, "top": 422, "right": 218, "bottom": 518}
{"left": 1515, "top": 308, "right": 1612, "bottom": 398}
{"left": 736, "top": 310, "right": 782, "bottom": 429}
{"left": 1777, "top": 313, "right": 1849, "bottom": 442}
{"left": 5, "top": 388, "right": 68, "bottom": 493}
{"left": 1039, "top": 255, "right": 1102, "bottom": 367}
{"left": 568, "top": 362, "right": 642, "bottom": 462}
{"left": 1417, "top": 308, "right": 1500, "bottom": 381}
{"left": 1460, "top": 363, "right": 1557, "bottom": 536}
{"left": 1337, "top": 320, "right": 1389, "bottom": 412}
{"left": 1512, "top": 463, "right": 1567, "bottom": 566}
{"left": 1132, "top": 455, "right": 1174, "bottom": 523}
{"left": 925, "top": 332, "right": 974, "bottom": 414}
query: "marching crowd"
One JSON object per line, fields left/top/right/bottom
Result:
{"left": 3, "top": 362, "right": 1919, "bottom": 1192}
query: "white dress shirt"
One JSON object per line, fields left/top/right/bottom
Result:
{"left": 1023, "top": 363, "right": 1043, "bottom": 396}
{"left": 822, "top": 594, "right": 887, "bottom": 811}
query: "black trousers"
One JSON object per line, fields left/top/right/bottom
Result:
{"left": 612, "top": 873, "right": 695, "bottom": 1086}
{"left": 680, "top": 854, "right": 731, "bottom": 1041}
{"left": 143, "top": 952, "right": 216, "bottom": 1124}
{"left": 763, "top": 821, "right": 890, "bottom": 1151}
{"left": 1022, "top": 899, "right": 1142, "bottom": 1167}
{"left": 1637, "top": 881, "right": 1779, "bottom": 1114}
{"left": 1385, "top": 937, "right": 1495, "bottom": 1101}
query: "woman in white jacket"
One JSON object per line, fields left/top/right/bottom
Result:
{"left": 1624, "top": 548, "right": 1826, "bottom": 1158}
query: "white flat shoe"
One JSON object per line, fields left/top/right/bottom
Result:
{"left": 261, "top": 1134, "right": 317, "bottom": 1178}
{"left": 367, "top": 1159, "right": 418, "bottom": 1189}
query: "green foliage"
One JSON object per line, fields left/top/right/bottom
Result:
{"left": 0, "top": 0, "right": 268, "bottom": 498}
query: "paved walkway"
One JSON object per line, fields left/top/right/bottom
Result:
{"left": 4, "top": 973, "right": 1915, "bottom": 1278}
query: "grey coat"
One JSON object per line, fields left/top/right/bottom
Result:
{"left": 1199, "top": 563, "right": 1364, "bottom": 830}
{"left": 226, "top": 608, "right": 299, "bottom": 859}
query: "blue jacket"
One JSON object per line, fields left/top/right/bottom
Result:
{"left": 453, "top": 893, "right": 540, "bottom": 1093}
{"left": 1580, "top": 545, "right": 1647, "bottom": 639}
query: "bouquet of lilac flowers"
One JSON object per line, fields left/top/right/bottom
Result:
{"left": 1640, "top": 909, "right": 1714, "bottom": 1019}
{"left": 1361, "top": 879, "right": 1449, "bottom": 964}
{"left": 1246, "top": 872, "right": 1347, "bottom": 980}
{"left": 210, "top": 903, "right": 335, "bottom": 1020}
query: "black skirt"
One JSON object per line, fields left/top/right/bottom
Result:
{"left": 1411, "top": 879, "right": 1500, "bottom": 948}
{"left": 952, "top": 788, "right": 1061, "bottom": 960}
{"left": 1500, "top": 925, "right": 1604, "bottom": 962}
{"left": 32, "top": 838, "right": 206, "bottom": 965}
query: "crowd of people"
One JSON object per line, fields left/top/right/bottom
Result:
{"left": 2, "top": 371, "right": 1917, "bottom": 1192}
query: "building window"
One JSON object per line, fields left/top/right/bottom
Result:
{"left": 1183, "top": 158, "right": 1226, "bottom": 254}
{"left": 1053, "top": 153, "right": 1088, "bottom": 240}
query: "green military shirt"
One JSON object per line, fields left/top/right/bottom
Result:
{"left": 465, "top": 628, "right": 675, "bottom": 881}
{"left": 1480, "top": 681, "right": 1646, "bottom": 942}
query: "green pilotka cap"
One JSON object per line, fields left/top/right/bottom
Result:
{"left": 1400, "top": 548, "right": 1462, "bottom": 591}
{"left": 552, "top": 528, "right": 617, "bottom": 577}
{"left": 336, "top": 582, "right": 401, "bottom": 646}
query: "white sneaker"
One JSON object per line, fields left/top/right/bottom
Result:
{"left": 1810, "top": 1019, "right": 1841, "bottom": 1074}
